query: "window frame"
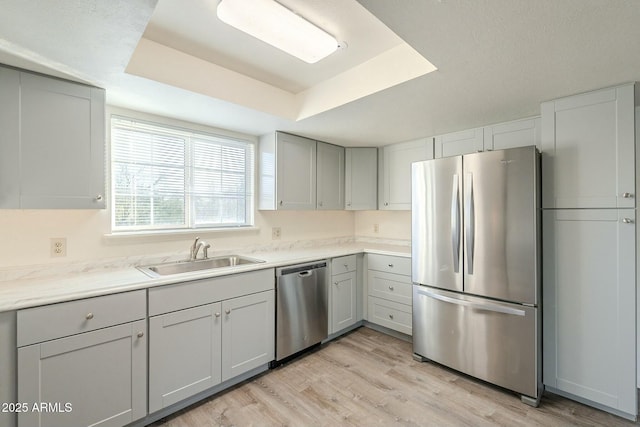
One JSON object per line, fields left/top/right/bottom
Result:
{"left": 109, "top": 114, "right": 255, "bottom": 233}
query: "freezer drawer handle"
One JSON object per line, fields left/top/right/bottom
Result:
{"left": 451, "top": 174, "right": 461, "bottom": 273}
{"left": 417, "top": 289, "right": 525, "bottom": 317}
{"left": 464, "top": 173, "right": 475, "bottom": 274}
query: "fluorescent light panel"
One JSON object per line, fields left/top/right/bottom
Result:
{"left": 217, "top": 0, "right": 338, "bottom": 64}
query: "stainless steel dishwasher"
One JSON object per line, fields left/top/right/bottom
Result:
{"left": 275, "top": 261, "right": 328, "bottom": 362}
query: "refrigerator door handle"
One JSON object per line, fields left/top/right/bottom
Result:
{"left": 465, "top": 172, "right": 475, "bottom": 274}
{"left": 451, "top": 174, "right": 461, "bottom": 273}
{"left": 416, "top": 288, "right": 526, "bottom": 317}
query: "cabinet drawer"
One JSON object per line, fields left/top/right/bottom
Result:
{"left": 367, "top": 253, "right": 411, "bottom": 275}
{"left": 367, "top": 296, "right": 412, "bottom": 335}
{"left": 17, "top": 290, "right": 146, "bottom": 347}
{"left": 331, "top": 255, "right": 357, "bottom": 274}
{"left": 368, "top": 270, "right": 412, "bottom": 305}
{"left": 149, "top": 269, "right": 274, "bottom": 316}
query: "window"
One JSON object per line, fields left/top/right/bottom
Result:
{"left": 110, "top": 116, "right": 254, "bottom": 232}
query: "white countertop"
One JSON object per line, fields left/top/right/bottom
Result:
{"left": 0, "top": 241, "right": 410, "bottom": 312}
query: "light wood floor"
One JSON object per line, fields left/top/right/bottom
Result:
{"left": 151, "top": 327, "right": 637, "bottom": 427}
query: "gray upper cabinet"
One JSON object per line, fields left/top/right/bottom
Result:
{"left": 316, "top": 141, "right": 345, "bottom": 210}
{"left": 259, "top": 132, "right": 316, "bottom": 210}
{"left": 435, "top": 117, "right": 541, "bottom": 159}
{"left": 345, "top": 147, "right": 377, "bottom": 210}
{"left": 483, "top": 117, "right": 541, "bottom": 151}
{"left": 434, "top": 127, "right": 484, "bottom": 158}
{"left": 541, "top": 84, "right": 635, "bottom": 209}
{"left": 379, "top": 138, "right": 434, "bottom": 210}
{"left": 0, "top": 65, "right": 106, "bottom": 209}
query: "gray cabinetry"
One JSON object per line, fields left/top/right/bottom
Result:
{"left": 434, "top": 127, "right": 484, "bottom": 158}
{"left": 345, "top": 147, "right": 377, "bottom": 210}
{"left": 0, "top": 65, "right": 106, "bottom": 209}
{"left": 329, "top": 255, "right": 357, "bottom": 334}
{"left": 259, "top": 132, "right": 316, "bottom": 210}
{"left": 541, "top": 84, "right": 635, "bottom": 209}
{"left": 221, "top": 290, "right": 275, "bottom": 381}
{"left": 379, "top": 138, "right": 434, "bottom": 210}
{"left": 316, "top": 141, "right": 345, "bottom": 210}
{"left": 17, "top": 291, "right": 147, "bottom": 427}
{"left": 148, "top": 269, "right": 274, "bottom": 413}
{"left": 149, "top": 303, "right": 222, "bottom": 412}
{"left": 543, "top": 209, "right": 636, "bottom": 418}
{"left": 366, "top": 254, "right": 412, "bottom": 335}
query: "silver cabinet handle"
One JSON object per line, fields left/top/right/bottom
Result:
{"left": 85, "top": 313, "right": 94, "bottom": 320}
{"left": 137, "top": 331, "right": 144, "bottom": 338}
{"left": 95, "top": 195, "right": 103, "bottom": 202}
{"left": 334, "top": 282, "right": 338, "bottom": 286}
{"left": 225, "top": 309, "right": 231, "bottom": 315}
{"left": 388, "top": 285, "right": 394, "bottom": 291}
{"left": 279, "top": 200, "right": 283, "bottom": 206}
{"left": 622, "top": 218, "right": 634, "bottom": 224}
{"left": 622, "top": 192, "right": 633, "bottom": 198}
{"left": 215, "top": 312, "right": 221, "bottom": 318}
{"left": 388, "top": 264, "right": 394, "bottom": 268}
{"left": 388, "top": 314, "right": 394, "bottom": 319}
{"left": 384, "top": 202, "right": 389, "bottom": 206}
{"left": 451, "top": 174, "right": 461, "bottom": 273}
{"left": 347, "top": 202, "right": 352, "bottom": 207}
{"left": 464, "top": 172, "right": 475, "bottom": 275}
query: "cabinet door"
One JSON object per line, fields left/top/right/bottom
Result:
{"left": 434, "top": 127, "right": 484, "bottom": 158}
{"left": 330, "top": 271, "right": 357, "bottom": 334}
{"left": 483, "top": 117, "right": 541, "bottom": 151}
{"left": 221, "top": 290, "right": 274, "bottom": 381}
{"left": 542, "top": 209, "right": 636, "bottom": 417}
{"left": 19, "top": 72, "right": 105, "bottom": 208}
{"left": 18, "top": 320, "right": 146, "bottom": 427}
{"left": 276, "top": 133, "right": 316, "bottom": 210}
{"left": 0, "top": 66, "right": 20, "bottom": 208}
{"left": 149, "top": 303, "right": 222, "bottom": 413}
{"left": 345, "top": 147, "right": 377, "bottom": 210}
{"left": 380, "top": 138, "right": 433, "bottom": 210}
{"left": 541, "top": 84, "right": 635, "bottom": 209}
{"left": 316, "top": 142, "right": 345, "bottom": 210}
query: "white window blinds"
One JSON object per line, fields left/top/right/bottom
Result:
{"left": 111, "top": 117, "right": 254, "bottom": 231}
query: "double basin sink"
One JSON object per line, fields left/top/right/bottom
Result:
{"left": 138, "top": 255, "right": 265, "bottom": 278}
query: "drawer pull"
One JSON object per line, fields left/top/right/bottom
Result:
{"left": 388, "top": 314, "right": 394, "bottom": 320}
{"left": 388, "top": 264, "right": 394, "bottom": 268}
{"left": 137, "top": 331, "right": 144, "bottom": 338}
{"left": 85, "top": 313, "right": 94, "bottom": 320}
{"left": 215, "top": 312, "right": 221, "bottom": 318}
{"left": 225, "top": 309, "right": 231, "bottom": 315}
{"left": 334, "top": 282, "right": 338, "bottom": 286}
{"left": 388, "top": 286, "right": 394, "bottom": 291}
{"left": 344, "top": 264, "right": 348, "bottom": 269}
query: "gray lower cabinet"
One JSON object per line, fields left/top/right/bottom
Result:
{"left": 17, "top": 291, "right": 147, "bottom": 427}
{"left": 148, "top": 269, "right": 275, "bottom": 414}
{"left": 330, "top": 271, "right": 357, "bottom": 333}
{"left": 543, "top": 209, "right": 636, "bottom": 418}
{"left": 149, "top": 303, "right": 222, "bottom": 412}
{"left": 221, "top": 290, "right": 275, "bottom": 381}
{"left": 365, "top": 254, "right": 412, "bottom": 335}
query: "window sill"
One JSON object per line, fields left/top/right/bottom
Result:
{"left": 103, "top": 226, "right": 260, "bottom": 242}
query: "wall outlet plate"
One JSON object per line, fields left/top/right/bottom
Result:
{"left": 272, "top": 227, "right": 281, "bottom": 240}
{"left": 50, "top": 237, "right": 67, "bottom": 257}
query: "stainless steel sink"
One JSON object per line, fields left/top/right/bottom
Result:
{"left": 138, "top": 255, "right": 265, "bottom": 278}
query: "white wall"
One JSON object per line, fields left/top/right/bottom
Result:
{"left": 354, "top": 210, "right": 411, "bottom": 241}
{"left": 0, "top": 209, "right": 355, "bottom": 269}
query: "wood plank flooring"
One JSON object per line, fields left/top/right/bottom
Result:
{"left": 151, "top": 327, "right": 637, "bottom": 427}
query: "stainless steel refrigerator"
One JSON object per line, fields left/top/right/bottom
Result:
{"left": 411, "top": 146, "right": 541, "bottom": 405}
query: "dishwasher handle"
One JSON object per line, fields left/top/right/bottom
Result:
{"left": 298, "top": 270, "right": 313, "bottom": 278}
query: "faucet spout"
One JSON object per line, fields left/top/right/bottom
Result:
{"left": 189, "top": 237, "right": 201, "bottom": 261}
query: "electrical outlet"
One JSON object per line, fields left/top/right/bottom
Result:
{"left": 272, "top": 227, "right": 281, "bottom": 240}
{"left": 50, "top": 237, "right": 67, "bottom": 257}
{"left": 373, "top": 223, "right": 379, "bottom": 233}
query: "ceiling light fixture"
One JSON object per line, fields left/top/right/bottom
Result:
{"left": 216, "top": 0, "right": 339, "bottom": 64}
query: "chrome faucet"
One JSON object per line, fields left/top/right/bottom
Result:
{"left": 190, "top": 237, "right": 202, "bottom": 261}
{"left": 189, "top": 237, "right": 211, "bottom": 261}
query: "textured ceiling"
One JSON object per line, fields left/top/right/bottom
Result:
{"left": 0, "top": 0, "right": 639, "bottom": 147}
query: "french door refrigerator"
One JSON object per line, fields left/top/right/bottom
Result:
{"left": 411, "top": 146, "right": 541, "bottom": 404}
